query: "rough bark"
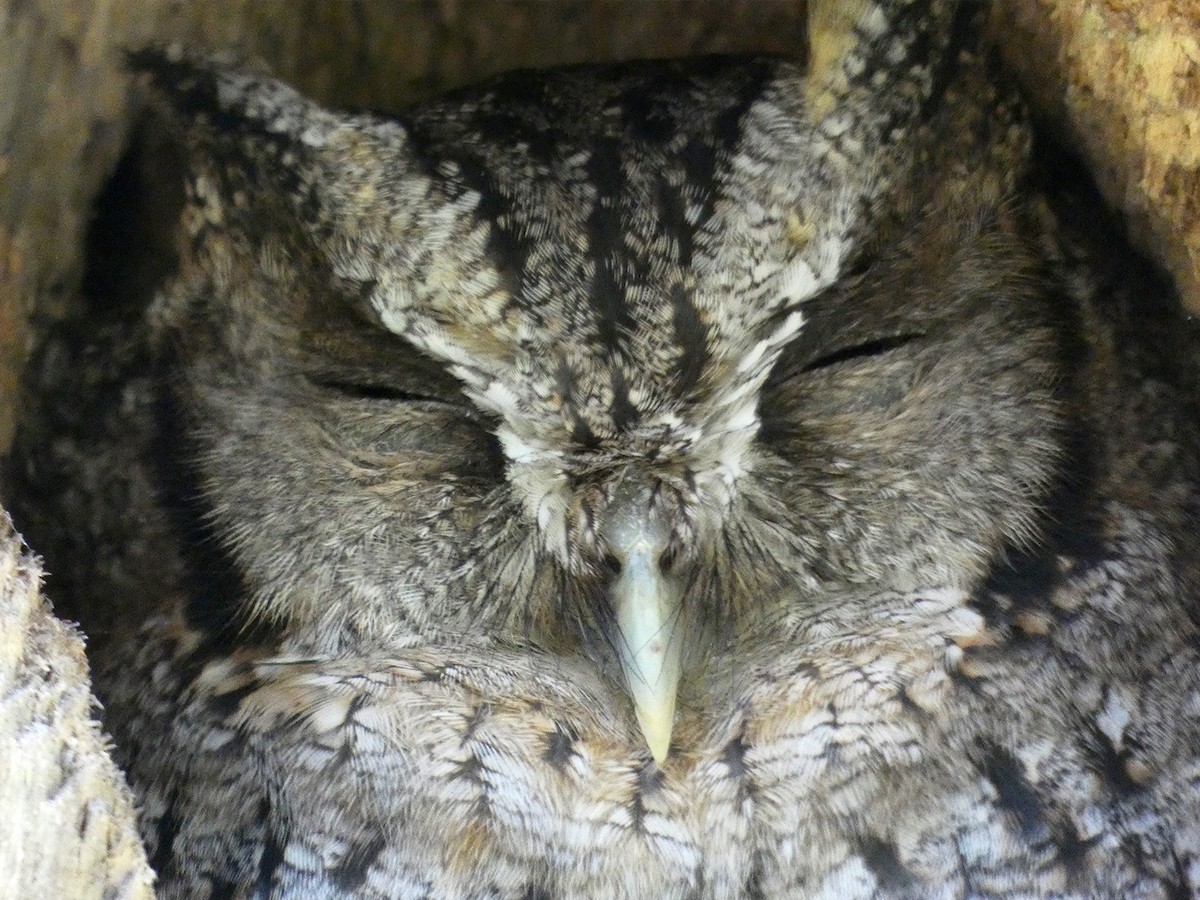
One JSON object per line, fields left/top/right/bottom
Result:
{"left": 992, "top": 0, "right": 1200, "bottom": 320}
{"left": 0, "top": 512, "right": 153, "bottom": 900}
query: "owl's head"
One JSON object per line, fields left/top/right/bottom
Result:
{"left": 141, "top": 0, "right": 1069, "bottom": 760}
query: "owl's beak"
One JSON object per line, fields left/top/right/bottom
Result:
{"left": 604, "top": 499, "right": 684, "bottom": 764}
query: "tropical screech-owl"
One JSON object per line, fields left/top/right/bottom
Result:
{"left": 9, "top": 0, "right": 1200, "bottom": 896}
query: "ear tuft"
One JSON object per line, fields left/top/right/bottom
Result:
{"left": 806, "top": 0, "right": 879, "bottom": 118}
{"left": 804, "top": 0, "right": 972, "bottom": 123}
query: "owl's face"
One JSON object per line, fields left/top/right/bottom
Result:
{"left": 150, "top": 47, "right": 1065, "bottom": 760}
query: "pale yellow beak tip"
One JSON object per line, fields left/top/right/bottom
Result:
{"left": 639, "top": 709, "right": 674, "bottom": 764}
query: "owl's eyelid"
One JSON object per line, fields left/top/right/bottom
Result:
{"left": 313, "top": 377, "right": 442, "bottom": 403}
{"left": 311, "top": 377, "right": 480, "bottom": 418}
{"left": 795, "top": 331, "right": 924, "bottom": 375}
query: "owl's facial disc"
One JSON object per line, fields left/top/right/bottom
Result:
{"left": 602, "top": 480, "right": 685, "bottom": 763}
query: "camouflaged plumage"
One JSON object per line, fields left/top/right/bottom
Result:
{"left": 9, "top": 0, "right": 1200, "bottom": 896}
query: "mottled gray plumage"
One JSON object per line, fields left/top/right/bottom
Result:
{"left": 9, "top": 0, "right": 1200, "bottom": 897}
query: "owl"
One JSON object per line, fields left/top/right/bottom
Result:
{"left": 8, "top": 0, "right": 1200, "bottom": 896}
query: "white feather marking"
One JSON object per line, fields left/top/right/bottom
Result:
{"left": 1096, "top": 688, "right": 1133, "bottom": 750}
{"left": 722, "top": 401, "right": 760, "bottom": 435}
{"left": 479, "top": 380, "right": 522, "bottom": 419}
{"left": 281, "top": 842, "right": 323, "bottom": 874}
{"left": 497, "top": 426, "right": 544, "bottom": 464}
{"left": 735, "top": 339, "right": 771, "bottom": 375}
{"left": 860, "top": 3, "right": 889, "bottom": 39}
{"left": 778, "top": 259, "right": 825, "bottom": 303}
